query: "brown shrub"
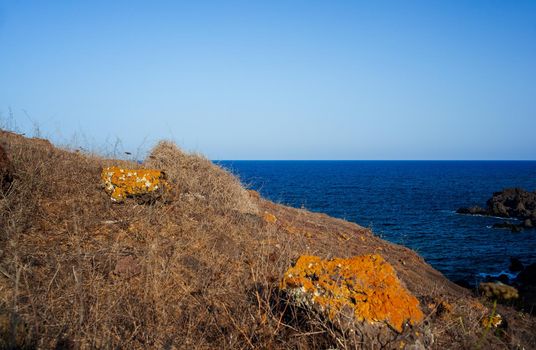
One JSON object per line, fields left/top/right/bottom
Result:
{"left": 144, "top": 141, "right": 257, "bottom": 215}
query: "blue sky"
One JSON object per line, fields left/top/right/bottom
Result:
{"left": 1, "top": 1, "right": 535, "bottom": 160}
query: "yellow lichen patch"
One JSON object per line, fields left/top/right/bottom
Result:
{"left": 101, "top": 166, "right": 166, "bottom": 202}
{"left": 280, "top": 254, "right": 424, "bottom": 332}
{"left": 482, "top": 313, "right": 502, "bottom": 329}
{"left": 263, "top": 212, "right": 278, "bottom": 224}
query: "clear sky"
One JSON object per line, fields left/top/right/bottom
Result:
{"left": 1, "top": 1, "right": 535, "bottom": 160}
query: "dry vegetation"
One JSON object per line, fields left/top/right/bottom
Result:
{"left": 0, "top": 130, "right": 535, "bottom": 349}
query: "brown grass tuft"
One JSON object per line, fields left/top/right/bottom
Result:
{"left": 144, "top": 140, "right": 257, "bottom": 215}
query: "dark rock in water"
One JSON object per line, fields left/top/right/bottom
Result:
{"left": 509, "top": 258, "right": 524, "bottom": 273}
{"left": 517, "top": 263, "right": 536, "bottom": 286}
{"left": 456, "top": 206, "right": 487, "bottom": 215}
{"left": 492, "top": 221, "right": 522, "bottom": 233}
{"left": 523, "top": 218, "right": 533, "bottom": 228}
{"left": 488, "top": 200, "right": 510, "bottom": 217}
{"left": 486, "top": 188, "right": 536, "bottom": 219}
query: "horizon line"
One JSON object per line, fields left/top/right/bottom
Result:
{"left": 214, "top": 159, "right": 536, "bottom": 162}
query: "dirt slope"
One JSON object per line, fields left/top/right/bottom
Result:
{"left": 0, "top": 130, "right": 534, "bottom": 349}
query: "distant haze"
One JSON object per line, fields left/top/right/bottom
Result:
{"left": 1, "top": 1, "right": 535, "bottom": 160}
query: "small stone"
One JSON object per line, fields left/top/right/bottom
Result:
{"left": 113, "top": 256, "right": 141, "bottom": 278}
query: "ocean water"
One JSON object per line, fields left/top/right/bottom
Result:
{"left": 219, "top": 161, "right": 536, "bottom": 285}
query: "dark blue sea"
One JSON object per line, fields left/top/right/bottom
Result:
{"left": 219, "top": 161, "right": 536, "bottom": 285}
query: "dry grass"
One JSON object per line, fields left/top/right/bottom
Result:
{"left": 0, "top": 130, "right": 535, "bottom": 349}
{"left": 144, "top": 141, "right": 257, "bottom": 215}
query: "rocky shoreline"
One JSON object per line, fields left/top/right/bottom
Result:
{"left": 457, "top": 188, "right": 536, "bottom": 312}
{"left": 457, "top": 188, "right": 536, "bottom": 232}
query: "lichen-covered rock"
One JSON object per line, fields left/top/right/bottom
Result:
{"left": 479, "top": 282, "right": 519, "bottom": 301}
{"left": 101, "top": 166, "right": 166, "bottom": 202}
{"left": 263, "top": 212, "right": 277, "bottom": 224}
{"left": 280, "top": 254, "right": 424, "bottom": 333}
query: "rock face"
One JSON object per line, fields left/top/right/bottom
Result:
{"left": 280, "top": 254, "right": 424, "bottom": 334}
{"left": 101, "top": 166, "right": 166, "bottom": 202}
{"left": 0, "top": 144, "right": 13, "bottom": 192}
{"left": 457, "top": 188, "right": 536, "bottom": 230}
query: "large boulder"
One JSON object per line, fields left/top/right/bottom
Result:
{"left": 280, "top": 254, "right": 425, "bottom": 346}
{"left": 101, "top": 166, "right": 167, "bottom": 202}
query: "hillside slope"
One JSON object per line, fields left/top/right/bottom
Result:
{"left": 0, "top": 130, "right": 534, "bottom": 349}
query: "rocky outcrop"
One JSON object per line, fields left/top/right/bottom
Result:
{"left": 486, "top": 188, "right": 536, "bottom": 219}
{"left": 280, "top": 254, "right": 424, "bottom": 341}
{"left": 457, "top": 188, "right": 536, "bottom": 231}
{"left": 101, "top": 166, "right": 166, "bottom": 202}
{"left": 456, "top": 206, "right": 487, "bottom": 215}
{"left": 0, "top": 144, "right": 13, "bottom": 193}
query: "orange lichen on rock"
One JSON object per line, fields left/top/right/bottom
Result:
{"left": 101, "top": 166, "right": 166, "bottom": 202}
{"left": 263, "top": 212, "right": 278, "bottom": 224}
{"left": 280, "top": 254, "right": 424, "bottom": 332}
